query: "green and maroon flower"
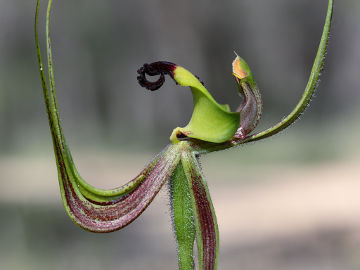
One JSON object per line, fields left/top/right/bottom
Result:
{"left": 35, "top": 0, "right": 334, "bottom": 269}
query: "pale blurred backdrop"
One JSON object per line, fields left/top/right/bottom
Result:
{"left": 0, "top": 0, "right": 360, "bottom": 269}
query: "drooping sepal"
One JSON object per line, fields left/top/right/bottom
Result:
{"left": 35, "top": 0, "right": 182, "bottom": 232}
{"left": 60, "top": 146, "right": 180, "bottom": 232}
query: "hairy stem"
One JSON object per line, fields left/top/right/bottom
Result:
{"left": 170, "top": 163, "right": 196, "bottom": 270}
{"left": 181, "top": 150, "right": 219, "bottom": 270}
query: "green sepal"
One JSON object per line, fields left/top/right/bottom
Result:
{"left": 36, "top": 0, "right": 182, "bottom": 233}
{"left": 242, "top": 0, "right": 334, "bottom": 143}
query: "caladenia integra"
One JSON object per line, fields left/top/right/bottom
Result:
{"left": 35, "top": 0, "right": 334, "bottom": 269}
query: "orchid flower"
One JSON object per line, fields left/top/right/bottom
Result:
{"left": 35, "top": 0, "right": 334, "bottom": 269}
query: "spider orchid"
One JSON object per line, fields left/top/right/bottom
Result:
{"left": 35, "top": 0, "right": 333, "bottom": 269}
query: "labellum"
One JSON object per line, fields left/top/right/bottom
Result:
{"left": 35, "top": 0, "right": 333, "bottom": 269}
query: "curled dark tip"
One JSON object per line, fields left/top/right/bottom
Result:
{"left": 137, "top": 61, "right": 177, "bottom": 91}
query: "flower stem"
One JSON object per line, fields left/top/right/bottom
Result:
{"left": 170, "top": 163, "right": 196, "bottom": 270}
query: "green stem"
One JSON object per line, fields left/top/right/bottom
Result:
{"left": 181, "top": 150, "right": 219, "bottom": 270}
{"left": 170, "top": 163, "right": 196, "bottom": 270}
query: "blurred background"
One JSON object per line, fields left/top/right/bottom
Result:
{"left": 0, "top": 0, "right": 359, "bottom": 269}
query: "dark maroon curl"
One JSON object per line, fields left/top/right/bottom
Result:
{"left": 137, "top": 61, "right": 177, "bottom": 91}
